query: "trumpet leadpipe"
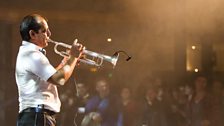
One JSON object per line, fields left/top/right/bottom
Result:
{"left": 48, "top": 38, "right": 72, "bottom": 49}
{"left": 48, "top": 39, "right": 100, "bottom": 57}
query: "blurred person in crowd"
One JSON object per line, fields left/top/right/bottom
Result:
{"left": 139, "top": 84, "right": 168, "bottom": 126}
{"left": 74, "top": 82, "right": 91, "bottom": 126}
{"left": 58, "top": 89, "right": 76, "bottom": 126}
{"left": 15, "top": 14, "right": 84, "bottom": 126}
{"left": 154, "top": 77, "right": 164, "bottom": 101}
{"left": 82, "top": 78, "right": 118, "bottom": 126}
{"left": 187, "top": 75, "right": 211, "bottom": 126}
{"left": 168, "top": 86, "right": 189, "bottom": 126}
{"left": 117, "top": 86, "right": 139, "bottom": 126}
{"left": 210, "top": 80, "right": 224, "bottom": 126}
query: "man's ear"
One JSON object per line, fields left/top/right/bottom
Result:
{"left": 29, "top": 30, "right": 36, "bottom": 39}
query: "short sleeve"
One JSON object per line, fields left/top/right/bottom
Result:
{"left": 28, "top": 51, "right": 56, "bottom": 81}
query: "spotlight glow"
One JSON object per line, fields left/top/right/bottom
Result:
{"left": 194, "top": 68, "right": 199, "bottom": 72}
{"left": 107, "top": 38, "right": 112, "bottom": 42}
{"left": 191, "top": 46, "right": 196, "bottom": 50}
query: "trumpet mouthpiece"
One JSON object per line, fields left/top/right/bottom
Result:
{"left": 47, "top": 38, "right": 54, "bottom": 43}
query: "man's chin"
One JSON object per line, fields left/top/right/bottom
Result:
{"left": 43, "top": 42, "right": 48, "bottom": 47}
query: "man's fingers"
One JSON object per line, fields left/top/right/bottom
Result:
{"left": 73, "top": 39, "right": 78, "bottom": 44}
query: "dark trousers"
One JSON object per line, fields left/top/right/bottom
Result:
{"left": 17, "top": 108, "right": 57, "bottom": 126}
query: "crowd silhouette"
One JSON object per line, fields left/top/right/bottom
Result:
{"left": 58, "top": 74, "right": 224, "bottom": 126}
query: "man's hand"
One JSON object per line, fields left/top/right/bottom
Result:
{"left": 70, "top": 39, "right": 84, "bottom": 59}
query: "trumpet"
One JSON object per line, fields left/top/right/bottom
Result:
{"left": 48, "top": 38, "right": 120, "bottom": 67}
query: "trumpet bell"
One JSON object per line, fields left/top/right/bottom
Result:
{"left": 106, "top": 52, "right": 119, "bottom": 67}
{"left": 81, "top": 50, "right": 119, "bottom": 68}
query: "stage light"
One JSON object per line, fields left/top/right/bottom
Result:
{"left": 191, "top": 46, "right": 196, "bottom": 50}
{"left": 107, "top": 38, "right": 112, "bottom": 42}
{"left": 194, "top": 68, "right": 199, "bottom": 72}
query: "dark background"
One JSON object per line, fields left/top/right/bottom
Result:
{"left": 1, "top": 0, "right": 224, "bottom": 125}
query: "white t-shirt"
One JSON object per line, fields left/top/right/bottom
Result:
{"left": 15, "top": 41, "right": 61, "bottom": 113}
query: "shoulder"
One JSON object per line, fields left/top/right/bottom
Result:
{"left": 17, "top": 49, "right": 42, "bottom": 65}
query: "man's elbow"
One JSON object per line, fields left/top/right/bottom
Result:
{"left": 47, "top": 76, "right": 66, "bottom": 86}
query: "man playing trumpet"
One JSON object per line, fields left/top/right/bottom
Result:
{"left": 15, "top": 14, "right": 84, "bottom": 126}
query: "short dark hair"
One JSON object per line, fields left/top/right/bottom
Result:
{"left": 19, "top": 14, "right": 46, "bottom": 41}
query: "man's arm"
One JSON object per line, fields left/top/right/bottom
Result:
{"left": 48, "top": 41, "right": 83, "bottom": 86}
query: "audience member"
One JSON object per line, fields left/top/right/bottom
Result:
{"left": 187, "top": 76, "right": 211, "bottom": 126}
{"left": 74, "top": 82, "right": 91, "bottom": 126}
{"left": 117, "top": 86, "right": 139, "bottom": 126}
{"left": 139, "top": 84, "right": 168, "bottom": 126}
{"left": 82, "top": 78, "right": 118, "bottom": 126}
{"left": 210, "top": 80, "right": 224, "bottom": 126}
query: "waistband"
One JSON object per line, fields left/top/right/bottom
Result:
{"left": 21, "top": 107, "right": 57, "bottom": 116}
